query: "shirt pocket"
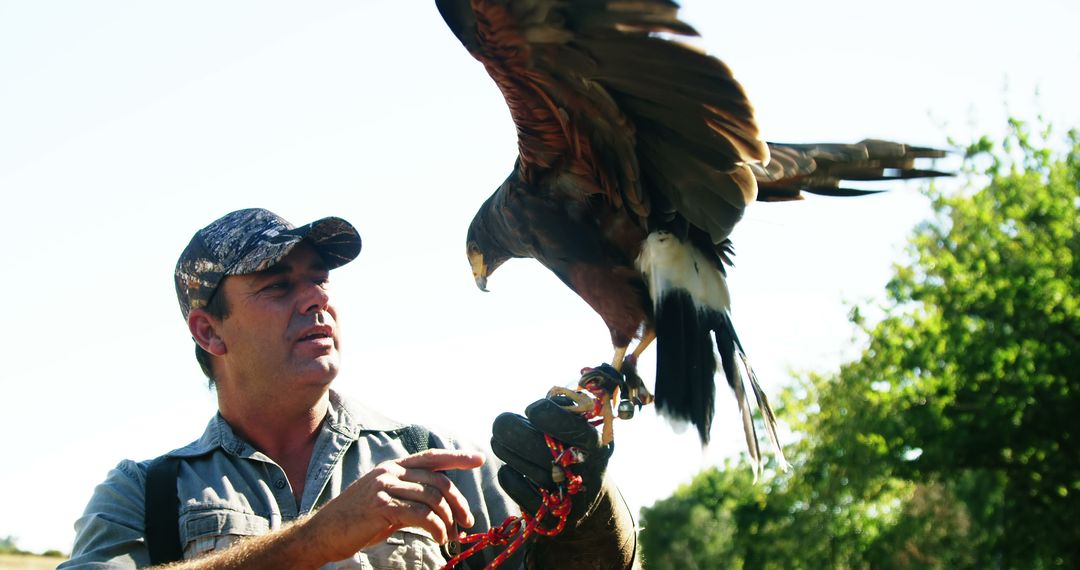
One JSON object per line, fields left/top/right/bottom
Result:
{"left": 180, "top": 507, "right": 271, "bottom": 560}
{"left": 357, "top": 527, "right": 447, "bottom": 570}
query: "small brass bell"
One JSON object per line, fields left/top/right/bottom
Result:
{"left": 552, "top": 464, "right": 566, "bottom": 484}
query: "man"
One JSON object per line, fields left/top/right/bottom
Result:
{"left": 62, "top": 208, "right": 637, "bottom": 569}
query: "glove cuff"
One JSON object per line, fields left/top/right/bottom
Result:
{"left": 525, "top": 479, "right": 639, "bottom": 569}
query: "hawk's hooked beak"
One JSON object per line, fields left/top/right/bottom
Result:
{"left": 469, "top": 250, "right": 489, "bottom": 292}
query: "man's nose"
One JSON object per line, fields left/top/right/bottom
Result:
{"left": 299, "top": 281, "right": 331, "bottom": 315}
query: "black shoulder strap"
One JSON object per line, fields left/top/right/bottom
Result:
{"left": 396, "top": 424, "right": 436, "bottom": 454}
{"left": 145, "top": 456, "right": 183, "bottom": 565}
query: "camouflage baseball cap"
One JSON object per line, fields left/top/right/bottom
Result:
{"left": 174, "top": 208, "right": 362, "bottom": 320}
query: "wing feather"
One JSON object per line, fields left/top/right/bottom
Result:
{"left": 438, "top": 0, "right": 767, "bottom": 237}
{"left": 754, "top": 139, "right": 950, "bottom": 201}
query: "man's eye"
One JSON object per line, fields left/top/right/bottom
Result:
{"left": 263, "top": 282, "right": 289, "bottom": 292}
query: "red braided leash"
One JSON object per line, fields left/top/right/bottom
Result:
{"left": 441, "top": 369, "right": 608, "bottom": 570}
{"left": 439, "top": 434, "right": 586, "bottom": 569}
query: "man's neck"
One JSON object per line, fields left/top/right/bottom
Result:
{"left": 217, "top": 389, "right": 331, "bottom": 503}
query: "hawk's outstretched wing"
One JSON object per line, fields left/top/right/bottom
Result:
{"left": 438, "top": 0, "right": 768, "bottom": 242}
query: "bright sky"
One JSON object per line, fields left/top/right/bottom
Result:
{"left": 1, "top": 0, "right": 1077, "bottom": 555}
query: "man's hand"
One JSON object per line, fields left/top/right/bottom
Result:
{"left": 166, "top": 449, "right": 485, "bottom": 570}
{"left": 305, "top": 449, "right": 483, "bottom": 562}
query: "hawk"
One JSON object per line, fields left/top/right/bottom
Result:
{"left": 437, "top": 0, "right": 945, "bottom": 468}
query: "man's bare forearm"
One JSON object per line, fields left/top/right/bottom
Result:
{"left": 148, "top": 450, "right": 483, "bottom": 569}
{"left": 153, "top": 516, "right": 337, "bottom": 570}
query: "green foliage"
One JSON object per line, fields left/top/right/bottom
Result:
{"left": 640, "top": 123, "right": 1080, "bottom": 569}
{"left": 639, "top": 462, "right": 795, "bottom": 569}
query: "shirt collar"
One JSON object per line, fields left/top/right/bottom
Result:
{"left": 164, "top": 389, "right": 410, "bottom": 459}
{"left": 324, "top": 389, "right": 410, "bottom": 436}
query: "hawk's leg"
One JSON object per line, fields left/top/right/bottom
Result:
{"left": 552, "top": 335, "right": 657, "bottom": 447}
{"left": 632, "top": 329, "right": 656, "bottom": 360}
{"left": 622, "top": 330, "right": 656, "bottom": 406}
{"left": 611, "top": 345, "right": 628, "bottom": 370}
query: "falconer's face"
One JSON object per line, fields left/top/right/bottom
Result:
{"left": 214, "top": 241, "right": 342, "bottom": 395}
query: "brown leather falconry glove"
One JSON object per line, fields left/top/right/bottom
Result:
{"left": 491, "top": 396, "right": 639, "bottom": 569}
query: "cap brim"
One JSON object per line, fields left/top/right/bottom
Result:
{"left": 293, "top": 216, "right": 363, "bottom": 270}
{"left": 226, "top": 216, "right": 362, "bottom": 276}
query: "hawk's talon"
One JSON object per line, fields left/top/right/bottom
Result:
{"left": 547, "top": 386, "right": 594, "bottom": 413}
{"left": 620, "top": 354, "right": 654, "bottom": 407}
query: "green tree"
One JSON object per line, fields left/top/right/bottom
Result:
{"left": 640, "top": 123, "right": 1079, "bottom": 569}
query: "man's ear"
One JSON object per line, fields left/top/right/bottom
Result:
{"left": 188, "top": 308, "right": 227, "bottom": 356}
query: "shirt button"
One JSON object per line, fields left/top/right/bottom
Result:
{"left": 275, "top": 479, "right": 286, "bottom": 490}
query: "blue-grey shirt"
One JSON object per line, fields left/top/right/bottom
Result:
{"left": 61, "top": 391, "right": 520, "bottom": 569}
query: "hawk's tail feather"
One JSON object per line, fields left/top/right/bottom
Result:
{"left": 653, "top": 288, "right": 716, "bottom": 445}
{"left": 714, "top": 313, "right": 764, "bottom": 479}
{"left": 728, "top": 325, "right": 790, "bottom": 474}
{"left": 641, "top": 230, "right": 784, "bottom": 470}
{"left": 652, "top": 286, "right": 788, "bottom": 476}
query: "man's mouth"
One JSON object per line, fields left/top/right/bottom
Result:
{"left": 297, "top": 325, "right": 333, "bottom": 343}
